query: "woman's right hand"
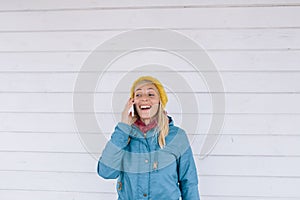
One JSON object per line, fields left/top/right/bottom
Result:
{"left": 121, "top": 98, "right": 135, "bottom": 125}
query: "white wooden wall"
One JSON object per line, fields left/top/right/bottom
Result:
{"left": 1, "top": 0, "right": 300, "bottom": 199}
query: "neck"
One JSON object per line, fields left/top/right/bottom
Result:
{"left": 140, "top": 118, "right": 151, "bottom": 125}
{"left": 140, "top": 116, "right": 158, "bottom": 126}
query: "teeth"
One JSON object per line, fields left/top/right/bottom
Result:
{"left": 140, "top": 105, "right": 151, "bottom": 109}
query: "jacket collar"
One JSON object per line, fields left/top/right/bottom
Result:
{"left": 130, "top": 116, "right": 173, "bottom": 139}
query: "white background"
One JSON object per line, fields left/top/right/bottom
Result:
{"left": 0, "top": 0, "right": 300, "bottom": 199}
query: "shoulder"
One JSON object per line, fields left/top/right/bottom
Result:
{"left": 167, "top": 117, "right": 188, "bottom": 139}
{"left": 167, "top": 125, "right": 188, "bottom": 142}
{"left": 165, "top": 125, "right": 190, "bottom": 156}
{"left": 168, "top": 125, "right": 186, "bottom": 136}
{"left": 166, "top": 116, "right": 187, "bottom": 136}
{"left": 165, "top": 116, "right": 190, "bottom": 146}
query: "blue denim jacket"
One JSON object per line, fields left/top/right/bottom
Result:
{"left": 97, "top": 117, "right": 200, "bottom": 200}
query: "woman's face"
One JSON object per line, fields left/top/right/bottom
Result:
{"left": 134, "top": 83, "right": 160, "bottom": 122}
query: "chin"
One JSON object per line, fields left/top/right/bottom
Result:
{"left": 138, "top": 112, "right": 154, "bottom": 119}
{"left": 139, "top": 114, "right": 151, "bottom": 120}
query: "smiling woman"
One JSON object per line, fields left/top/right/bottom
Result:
{"left": 130, "top": 77, "right": 162, "bottom": 124}
{"left": 133, "top": 82, "right": 160, "bottom": 123}
{"left": 97, "top": 76, "right": 200, "bottom": 200}
{"left": 128, "top": 76, "right": 169, "bottom": 147}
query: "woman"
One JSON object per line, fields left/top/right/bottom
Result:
{"left": 97, "top": 76, "right": 200, "bottom": 200}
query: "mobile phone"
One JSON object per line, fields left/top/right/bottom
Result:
{"left": 131, "top": 105, "right": 135, "bottom": 117}
{"left": 129, "top": 104, "right": 135, "bottom": 117}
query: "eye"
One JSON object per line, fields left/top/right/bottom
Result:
{"left": 148, "top": 93, "right": 155, "bottom": 97}
{"left": 135, "top": 93, "right": 142, "bottom": 97}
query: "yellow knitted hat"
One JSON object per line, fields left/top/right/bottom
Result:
{"left": 130, "top": 76, "right": 168, "bottom": 108}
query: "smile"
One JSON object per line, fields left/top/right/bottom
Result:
{"left": 140, "top": 105, "right": 151, "bottom": 110}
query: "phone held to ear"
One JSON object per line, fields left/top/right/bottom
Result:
{"left": 129, "top": 104, "right": 135, "bottom": 117}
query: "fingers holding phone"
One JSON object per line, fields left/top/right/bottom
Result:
{"left": 121, "top": 98, "right": 135, "bottom": 124}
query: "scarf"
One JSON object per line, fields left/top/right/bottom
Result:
{"left": 134, "top": 118, "right": 158, "bottom": 133}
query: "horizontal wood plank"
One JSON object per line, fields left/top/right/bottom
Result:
{"left": 0, "top": 72, "right": 299, "bottom": 92}
{"left": 0, "top": 7, "right": 300, "bottom": 32}
{"left": 0, "top": 190, "right": 116, "bottom": 200}
{"left": 0, "top": 50, "right": 299, "bottom": 71}
{"left": 0, "top": 29, "right": 300, "bottom": 51}
{"left": 2, "top": 0, "right": 300, "bottom": 11}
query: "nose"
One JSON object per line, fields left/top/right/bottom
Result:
{"left": 140, "top": 94, "right": 149, "bottom": 101}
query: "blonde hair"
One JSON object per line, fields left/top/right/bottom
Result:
{"left": 156, "top": 103, "right": 169, "bottom": 148}
{"left": 130, "top": 79, "right": 169, "bottom": 148}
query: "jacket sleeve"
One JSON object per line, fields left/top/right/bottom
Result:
{"left": 178, "top": 140, "right": 200, "bottom": 200}
{"left": 97, "top": 122, "right": 131, "bottom": 179}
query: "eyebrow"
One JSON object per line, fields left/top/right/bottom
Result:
{"left": 147, "top": 88, "right": 156, "bottom": 91}
{"left": 135, "top": 88, "right": 156, "bottom": 92}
